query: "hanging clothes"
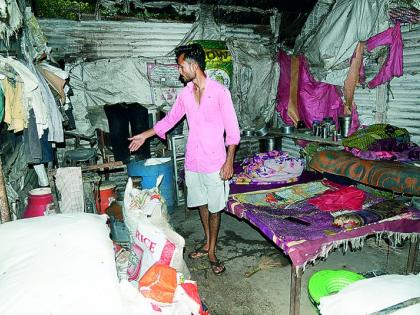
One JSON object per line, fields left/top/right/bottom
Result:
{"left": 38, "top": 66, "right": 67, "bottom": 104}
{"left": 362, "top": 22, "right": 403, "bottom": 89}
{"left": 28, "top": 63, "right": 64, "bottom": 143}
{"left": 276, "top": 50, "right": 359, "bottom": 129}
{"left": 23, "top": 108, "right": 42, "bottom": 163}
{"left": 23, "top": 109, "right": 54, "bottom": 164}
{"left": 0, "top": 56, "right": 49, "bottom": 137}
{"left": 1, "top": 78, "right": 26, "bottom": 132}
{"left": 0, "top": 0, "right": 23, "bottom": 45}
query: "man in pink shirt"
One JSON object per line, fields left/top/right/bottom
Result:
{"left": 128, "top": 43, "right": 240, "bottom": 275}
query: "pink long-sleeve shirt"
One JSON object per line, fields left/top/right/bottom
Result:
{"left": 154, "top": 77, "right": 240, "bottom": 173}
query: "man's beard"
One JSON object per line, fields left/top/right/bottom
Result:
{"left": 179, "top": 74, "right": 191, "bottom": 85}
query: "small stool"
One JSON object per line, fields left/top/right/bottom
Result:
{"left": 62, "top": 148, "right": 97, "bottom": 167}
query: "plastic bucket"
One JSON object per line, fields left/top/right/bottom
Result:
{"left": 23, "top": 188, "right": 54, "bottom": 218}
{"left": 308, "top": 269, "right": 365, "bottom": 308}
{"left": 95, "top": 183, "right": 117, "bottom": 214}
{"left": 127, "top": 158, "right": 175, "bottom": 214}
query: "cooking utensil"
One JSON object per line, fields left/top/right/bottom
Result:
{"left": 281, "top": 125, "right": 295, "bottom": 134}
{"left": 259, "top": 137, "right": 281, "bottom": 152}
{"left": 254, "top": 124, "right": 269, "bottom": 137}
{"left": 242, "top": 129, "right": 254, "bottom": 137}
{"left": 338, "top": 115, "right": 352, "bottom": 138}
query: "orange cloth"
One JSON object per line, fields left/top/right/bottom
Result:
{"left": 38, "top": 67, "right": 66, "bottom": 104}
{"left": 343, "top": 42, "right": 365, "bottom": 114}
{"left": 287, "top": 56, "right": 300, "bottom": 125}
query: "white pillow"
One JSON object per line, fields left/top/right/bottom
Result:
{"left": 0, "top": 213, "right": 123, "bottom": 315}
{"left": 319, "top": 274, "right": 420, "bottom": 315}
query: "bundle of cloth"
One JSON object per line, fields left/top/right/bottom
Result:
{"left": 342, "top": 123, "right": 419, "bottom": 162}
{"left": 232, "top": 150, "right": 305, "bottom": 185}
{"left": 306, "top": 181, "right": 418, "bottom": 229}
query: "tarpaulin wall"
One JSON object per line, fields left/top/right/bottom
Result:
{"left": 39, "top": 12, "right": 279, "bottom": 135}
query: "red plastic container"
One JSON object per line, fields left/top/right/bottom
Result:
{"left": 95, "top": 183, "right": 117, "bottom": 214}
{"left": 23, "top": 188, "right": 54, "bottom": 218}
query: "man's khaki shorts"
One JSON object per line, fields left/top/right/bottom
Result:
{"left": 185, "top": 170, "right": 229, "bottom": 213}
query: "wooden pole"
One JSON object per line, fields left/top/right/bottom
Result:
{"left": 406, "top": 239, "right": 419, "bottom": 274}
{"left": 289, "top": 265, "right": 302, "bottom": 315}
{"left": 0, "top": 160, "right": 11, "bottom": 223}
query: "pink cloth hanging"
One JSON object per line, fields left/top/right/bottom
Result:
{"left": 276, "top": 50, "right": 358, "bottom": 130}
{"left": 276, "top": 50, "right": 295, "bottom": 126}
{"left": 297, "top": 56, "right": 344, "bottom": 129}
{"left": 364, "top": 22, "right": 403, "bottom": 89}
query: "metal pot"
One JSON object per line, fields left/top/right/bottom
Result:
{"left": 259, "top": 137, "right": 282, "bottom": 152}
{"left": 242, "top": 129, "right": 254, "bottom": 137}
{"left": 281, "top": 125, "right": 295, "bottom": 134}
{"left": 254, "top": 124, "right": 269, "bottom": 137}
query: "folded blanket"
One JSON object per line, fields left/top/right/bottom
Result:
{"left": 342, "top": 124, "right": 410, "bottom": 151}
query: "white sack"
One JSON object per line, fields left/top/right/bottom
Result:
{"left": 127, "top": 220, "right": 186, "bottom": 281}
{"left": 320, "top": 273, "right": 420, "bottom": 315}
{"left": 0, "top": 213, "right": 123, "bottom": 315}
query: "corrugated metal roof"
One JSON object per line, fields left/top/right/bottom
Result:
{"left": 139, "top": 0, "right": 317, "bottom": 12}
{"left": 39, "top": 19, "right": 268, "bottom": 61}
{"left": 39, "top": 19, "right": 193, "bottom": 60}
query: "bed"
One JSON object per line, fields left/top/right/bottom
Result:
{"left": 226, "top": 180, "right": 420, "bottom": 315}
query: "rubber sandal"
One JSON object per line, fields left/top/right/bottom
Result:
{"left": 210, "top": 260, "right": 226, "bottom": 275}
{"left": 188, "top": 247, "right": 208, "bottom": 259}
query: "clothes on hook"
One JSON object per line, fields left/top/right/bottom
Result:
{"left": 104, "top": 103, "right": 151, "bottom": 164}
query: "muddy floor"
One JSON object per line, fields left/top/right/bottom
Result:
{"left": 170, "top": 206, "right": 420, "bottom": 315}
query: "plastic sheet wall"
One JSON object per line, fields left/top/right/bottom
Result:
{"left": 38, "top": 18, "right": 275, "bottom": 135}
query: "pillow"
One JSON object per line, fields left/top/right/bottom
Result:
{"left": 319, "top": 274, "right": 420, "bottom": 315}
{"left": 0, "top": 213, "right": 123, "bottom": 315}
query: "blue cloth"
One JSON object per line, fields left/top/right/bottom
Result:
{"left": 23, "top": 109, "right": 54, "bottom": 164}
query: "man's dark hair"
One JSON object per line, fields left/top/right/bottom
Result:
{"left": 175, "top": 43, "right": 206, "bottom": 71}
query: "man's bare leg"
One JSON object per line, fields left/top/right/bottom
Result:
{"left": 208, "top": 211, "right": 221, "bottom": 263}
{"left": 198, "top": 205, "right": 210, "bottom": 251}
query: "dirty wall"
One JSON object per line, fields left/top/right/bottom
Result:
{"left": 39, "top": 17, "right": 279, "bottom": 135}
